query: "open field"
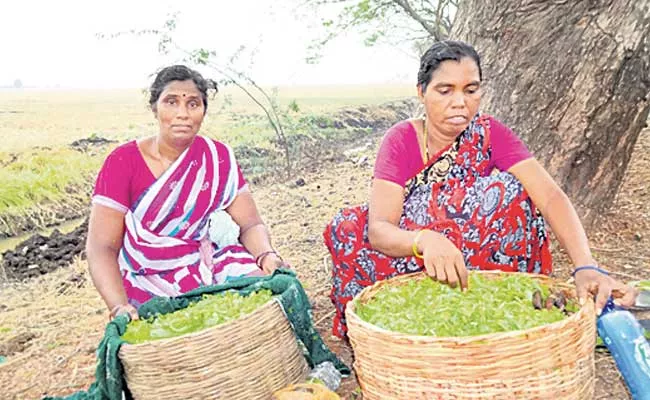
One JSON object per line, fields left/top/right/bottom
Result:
{"left": 0, "top": 86, "right": 648, "bottom": 399}
{"left": 0, "top": 85, "right": 414, "bottom": 151}
{"left": 0, "top": 85, "right": 416, "bottom": 237}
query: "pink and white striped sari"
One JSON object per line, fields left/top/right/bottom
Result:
{"left": 118, "top": 136, "right": 261, "bottom": 307}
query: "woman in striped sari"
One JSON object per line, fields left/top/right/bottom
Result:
{"left": 87, "top": 65, "right": 286, "bottom": 320}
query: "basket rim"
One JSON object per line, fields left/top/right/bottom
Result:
{"left": 346, "top": 271, "right": 594, "bottom": 344}
{"left": 121, "top": 296, "right": 281, "bottom": 349}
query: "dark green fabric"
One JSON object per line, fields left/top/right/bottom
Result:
{"left": 44, "top": 269, "right": 349, "bottom": 400}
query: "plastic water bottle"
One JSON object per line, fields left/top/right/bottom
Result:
{"left": 597, "top": 298, "right": 650, "bottom": 399}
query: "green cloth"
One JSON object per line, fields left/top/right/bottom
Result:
{"left": 44, "top": 269, "right": 349, "bottom": 400}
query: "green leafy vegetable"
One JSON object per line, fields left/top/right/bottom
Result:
{"left": 632, "top": 281, "right": 650, "bottom": 291}
{"left": 121, "top": 290, "right": 273, "bottom": 344}
{"left": 356, "top": 273, "right": 573, "bottom": 337}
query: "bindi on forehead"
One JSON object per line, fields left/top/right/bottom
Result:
{"left": 163, "top": 92, "right": 199, "bottom": 98}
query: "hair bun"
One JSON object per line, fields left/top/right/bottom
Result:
{"left": 207, "top": 79, "right": 219, "bottom": 94}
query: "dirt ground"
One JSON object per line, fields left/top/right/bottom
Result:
{"left": 0, "top": 125, "right": 648, "bottom": 399}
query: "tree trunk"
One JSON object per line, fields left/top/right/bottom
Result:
{"left": 452, "top": 0, "right": 650, "bottom": 228}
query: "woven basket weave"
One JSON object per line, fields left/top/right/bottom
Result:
{"left": 346, "top": 271, "right": 596, "bottom": 400}
{"left": 119, "top": 298, "right": 310, "bottom": 400}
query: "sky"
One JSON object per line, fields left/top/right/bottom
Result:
{"left": 0, "top": 0, "right": 419, "bottom": 88}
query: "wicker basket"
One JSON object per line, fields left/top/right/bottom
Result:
{"left": 273, "top": 383, "right": 341, "bottom": 399}
{"left": 346, "top": 271, "right": 596, "bottom": 400}
{"left": 119, "top": 298, "right": 310, "bottom": 400}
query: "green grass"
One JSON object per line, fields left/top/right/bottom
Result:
{"left": 0, "top": 148, "right": 104, "bottom": 215}
{"left": 0, "top": 115, "right": 316, "bottom": 223}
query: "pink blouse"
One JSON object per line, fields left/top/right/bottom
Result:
{"left": 92, "top": 140, "right": 247, "bottom": 213}
{"left": 374, "top": 116, "right": 532, "bottom": 187}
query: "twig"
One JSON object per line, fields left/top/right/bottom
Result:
{"left": 55, "top": 347, "right": 80, "bottom": 367}
{"left": 592, "top": 247, "right": 625, "bottom": 253}
{"left": 0, "top": 261, "right": 7, "bottom": 282}
{"left": 0, "top": 351, "right": 31, "bottom": 370}
{"left": 16, "top": 382, "right": 39, "bottom": 394}
{"left": 620, "top": 255, "right": 650, "bottom": 262}
{"left": 314, "top": 309, "right": 336, "bottom": 327}
{"left": 322, "top": 255, "right": 332, "bottom": 275}
{"left": 608, "top": 270, "right": 645, "bottom": 281}
{"left": 592, "top": 246, "right": 649, "bottom": 262}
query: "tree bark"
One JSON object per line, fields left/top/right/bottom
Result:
{"left": 452, "top": 0, "right": 650, "bottom": 228}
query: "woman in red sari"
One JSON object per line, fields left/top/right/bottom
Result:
{"left": 324, "top": 40, "right": 637, "bottom": 338}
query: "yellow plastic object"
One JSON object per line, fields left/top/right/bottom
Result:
{"left": 272, "top": 383, "right": 341, "bottom": 400}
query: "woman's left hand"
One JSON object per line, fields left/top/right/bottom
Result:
{"left": 260, "top": 253, "right": 291, "bottom": 274}
{"left": 574, "top": 269, "right": 638, "bottom": 315}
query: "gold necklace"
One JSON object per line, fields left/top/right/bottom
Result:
{"left": 422, "top": 118, "right": 430, "bottom": 163}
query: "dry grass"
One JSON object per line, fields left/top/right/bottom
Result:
{"left": 0, "top": 123, "right": 648, "bottom": 399}
{"left": 0, "top": 85, "right": 413, "bottom": 232}
{"left": 0, "top": 259, "right": 106, "bottom": 398}
{"left": 0, "top": 85, "right": 413, "bottom": 152}
{"left": 0, "top": 132, "right": 380, "bottom": 399}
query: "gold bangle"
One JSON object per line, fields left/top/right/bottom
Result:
{"left": 412, "top": 230, "right": 425, "bottom": 259}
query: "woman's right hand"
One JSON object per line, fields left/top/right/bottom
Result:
{"left": 418, "top": 230, "right": 469, "bottom": 290}
{"left": 110, "top": 304, "right": 139, "bottom": 321}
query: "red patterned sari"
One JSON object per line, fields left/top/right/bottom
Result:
{"left": 323, "top": 114, "right": 552, "bottom": 338}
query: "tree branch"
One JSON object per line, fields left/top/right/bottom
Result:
{"left": 392, "top": 0, "right": 441, "bottom": 40}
